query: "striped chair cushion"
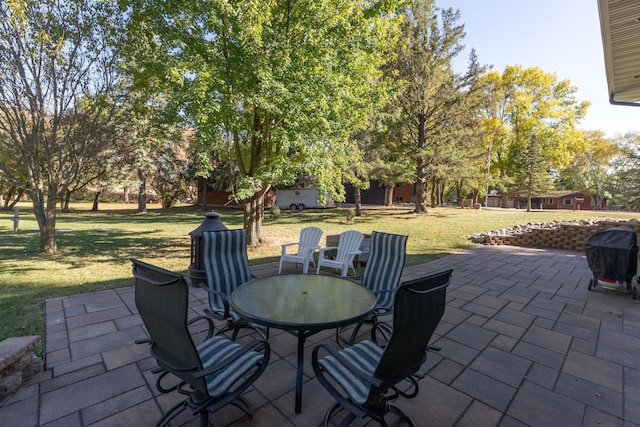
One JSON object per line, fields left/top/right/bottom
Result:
{"left": 203, "top": 229, "right": 252, "bottom": 312}
{"left": 362, "top": 232, "right": 407, "bottom": 310}
{"left": 317, "top": 340, "right": 383, "bottom": 404}
{"left": 198, "top": 336, "right": 263, "bottom": 397}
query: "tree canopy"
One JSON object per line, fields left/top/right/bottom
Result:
{"left": 125, "top": 0, "right": 405, "bottom": 245}
{"left": 480, "top": 65, "right": 590, "bottom": 209}
{"left": 0, "top": 0, "right": 127, "bottom": 253}
{"left": 386, "top": 0, "right": 485, "bottom": 213}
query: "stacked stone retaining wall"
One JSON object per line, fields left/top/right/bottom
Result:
{"left": 0, "top": 336, "right": 44, "bottom": 400}
{"left": 483, "top": 221, "right": 640, "bottom": 252}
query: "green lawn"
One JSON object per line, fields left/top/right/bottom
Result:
{"left": 1, "top": 201, "right": 638, "bottom": 353}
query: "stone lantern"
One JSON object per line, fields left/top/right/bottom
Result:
{"left": 188, "top": 211, "right": 228, "bottom": 286}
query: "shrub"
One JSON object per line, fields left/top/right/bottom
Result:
{"left": 345, "top": 208, "right": 355, "bottom": 222}
{"left": 269, "top": 205, "right": 281, "bottom": 221}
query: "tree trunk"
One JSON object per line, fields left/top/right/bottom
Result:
{"left": 243, "top": 184, "right": 270, "bottom": 246}
{"left": 414, "top": 156, "right": 428, "bottom": 213}
{"left": 61, "top": 189, "right": 71, "bottom": 213}
{"left": 5, "top": 187, "right": 23, "bottom": 209}
{"left": 430, "top": 177, "right": 437, "bottom": 208}
{"left": 354, "top": 187, "right": 362, "bottom": 216}
{"left": 4, "top": 186, "right": 16, "bottom": 209}
{"left": 501, "top": 193, "right": 509, "bottom": 208}
{"left": 123, "top": 186, "right": 130, "bottom": 203}
{"left": 414, "top": 115, "right": 428, "bottom": 214}
{"left": 92, "top": 190, "right": 101, "bottom": 211}
{"left": 137, "top": 168, "right": 147, "bottom": 213}
{"left": 243, "top": 197, "right": 265, "bottom": 246}
{"left": 31, "top": 188, "right": 58, "bottom": 254}
{"left": 203, "top": 179, "right": 208, "bottom": 211}
{"left": 414, "top": 178, "right": 428, "bottom": 213}
{"left": 384, "top": 185, "right": 394, "bottom": 206}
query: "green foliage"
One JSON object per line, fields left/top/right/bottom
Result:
{"left": 479, "top": 66, "right": 590, "bottom": 204}
{"left": 0, "top": 0, "right": 128, "bottom": 252}
{"left": 385, "top": 0, "right": 486, "bottom": 212}
{"left": 125, "top": 0, "right": 406, "bottom": 244}
{"left": 606, "top": 132, "right": 640, "bottom": 210}
{"left": 558, "top": 130, "right": 619, "bottom": 210}
{"left": 269, "top": 205, "right": 281, "bottom": 221}
{"left": 345, "top": 208, "right": 356, "bottom": 222}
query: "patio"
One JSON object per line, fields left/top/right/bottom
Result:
{"left": 1, "top": 244, "right": 639, "bottom": 426}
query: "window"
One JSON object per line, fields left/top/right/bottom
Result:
{"left": 563, "top": 198, "right": 573, "bottom": 205}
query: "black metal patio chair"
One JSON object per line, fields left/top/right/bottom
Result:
{"left": 312, "top": 269, "right": 452, "bottom": 427}
{"left": 200, "top": 229, "right": 267, "bottom": 340}
{"left": 337, "top": 231, "right": 407, "bottom": 346}
{"left": 132, "top": 259, "right": 270, "bottom": 427}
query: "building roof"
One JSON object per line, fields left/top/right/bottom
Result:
{"left": 534, "top": 191, "right": 586, "bottom": 198}
{"left": 598, "top": 0, "right": 640, "bottom": 106}
{"left": 486, "top": 191, "right": 590, "bottom": 199}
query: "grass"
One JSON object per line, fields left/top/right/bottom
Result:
{"left": 1, "top": 201, "right": 638, "bottom": 354}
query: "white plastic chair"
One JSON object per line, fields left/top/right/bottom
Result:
{"left": 278, "top": 226, "right": 323, "bottom": 274}
{"left": 316, "top": 230, "right": 364, "bottom": 277}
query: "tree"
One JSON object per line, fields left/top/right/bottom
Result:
{"left": 150, "top": 131, "right": 197, "bottom": 208}
{"left": 511, "top": 135, "right": 555, "bottom": 211}
{"left": 388, "top": 0, "right": 485, "bottom": 213}
{"left": 480, "top": 66, "right": 589, "bottom": 209}
{"left": 0, "top": 0, "right": 127, "bottom": 253}
{"left": 607, "top": 132, "right": 640, "bottom": 210}
{"left": 125, "top": 0, "right": 404, "bottom": 245}
{"left": 559, "top": 130, "right": 618, "bottom": 210}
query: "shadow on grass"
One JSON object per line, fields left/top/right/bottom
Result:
{"left": 0, "top": 229, "right": 190, "bottom": 269}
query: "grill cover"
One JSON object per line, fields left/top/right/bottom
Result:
{"left": 584, "top": 227, "right": 638, "bottom": 282}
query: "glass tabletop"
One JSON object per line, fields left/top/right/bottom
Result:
{"left": 230, "top": 274, "right": 376, "bottom": 330}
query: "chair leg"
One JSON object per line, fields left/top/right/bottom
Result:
{"left": 199, "top": 411, "right": 208, "bottom": 427}
{"left": 157, "top": 400, "right": 189, "bottom": 427}
{"left": 323, "top": 402, "right": 356, "bottom": 427}
{"left": 389, "top": 404, "right": 417, "bottom": 427}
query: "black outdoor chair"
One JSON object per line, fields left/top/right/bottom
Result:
{"left": 132, "top": 259, "right": 270, "bottom": 427}
{"left": 312, "top": 269, "right": 452, "bottom": 427}
{"left": 200, "top": 229, "right": 267, "bottom": 340}
{"left": 337, "top": 231, "right": 407, "bottom": 346}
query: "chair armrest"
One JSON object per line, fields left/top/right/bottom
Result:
{"left": 312, "top": 343, "right": 383, "bottom": 388}
{"left": 187, "top": 315, "right": 215, "bottom": 339}
{"left": 198, "top": 283, "right": 232, "bottom": 318}
{"left": 318, "top": 247, "right": 338, "bottom": 259}
{"left": 281, "top": 242, "right": 299, "bottom": 256}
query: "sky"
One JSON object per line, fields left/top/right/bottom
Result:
{"left": 435, "top": 0, "right": 639, "bottom": 138}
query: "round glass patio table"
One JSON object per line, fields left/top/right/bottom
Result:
{"left": 231, "top": 274, "right": 376, "bottom": 413}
